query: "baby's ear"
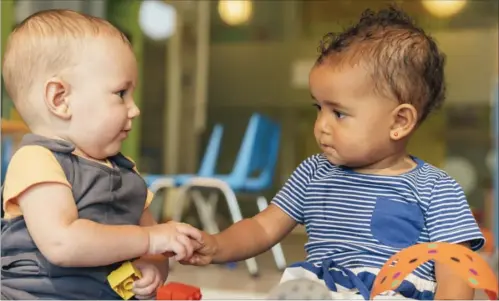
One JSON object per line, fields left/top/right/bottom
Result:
{"left": 44, "top": 77, "right": 71, "bottom": 120}
{"left": 389, "top": 104, "right": 418, "bottom": 141}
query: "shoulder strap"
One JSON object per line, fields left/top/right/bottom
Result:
{"left": 52, "top": 151, "right": 75, "bottom": 187}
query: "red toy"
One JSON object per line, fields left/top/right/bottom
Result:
{"left": 156, "top": 282, "right": 202, "bottom": 300}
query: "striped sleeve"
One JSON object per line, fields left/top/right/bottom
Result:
{"left": 425, "top": 175, "right": 485, "bottom": 251}
{"left": 271, "top": 155, "right": 319, "bottom": 224}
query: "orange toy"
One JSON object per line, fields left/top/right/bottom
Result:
{"left": 156, "top": 282, "right": 202, "bottom": 300}
{"left": 370, "top": 243, "right": 498, "bottom": 300}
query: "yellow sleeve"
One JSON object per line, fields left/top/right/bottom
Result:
{"left": 144, "top": 190, "right": 154, "bottom": 209}
{"left": 124, "top": 155, "right": 154, "bottom": 210}
{"left": 3, "top": 145, "right": 71, "bottom": 219}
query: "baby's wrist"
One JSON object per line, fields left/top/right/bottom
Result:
{"left": 210, "top": 233, "right": 222, "bottom": 263}
{"left": 143, "top": 226, "right": 153, "bottom": 255}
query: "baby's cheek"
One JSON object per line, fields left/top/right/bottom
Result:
{"left": 342, "top": 135, "right": 373, "bottom": 157}
{"left": 336, "top": 130, "right": 359, "bottom": 148}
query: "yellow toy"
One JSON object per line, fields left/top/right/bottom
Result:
{"left": 107, "top": 261, "right": 142, "bottom": 300}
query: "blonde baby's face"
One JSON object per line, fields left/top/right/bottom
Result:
{"left": 309, "top": 63, "right": 400, "bottom": 168}
{"left": 63, "top": 37, "right": 139, "bottom": 160}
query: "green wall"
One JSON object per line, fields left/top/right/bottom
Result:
{"left": 1, "top": 0, "right": 14, "bottom": 119}
{"left": 107, "top": 0, "right": 144, "bottom": 165}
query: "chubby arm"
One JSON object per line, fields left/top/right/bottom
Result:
{"left": 135, "top": 209, "right": 169, "bottom": 281}
{"left": 210, "top": 204, "right": 297, "bottom": 263}
{"left": 6, "top": 147, "right": 200, "bottom": 268}
{"left": 20, "top": 182, "right": 150, "bottom": 267}
{"left": 434, "top": 242, "right": 474, "bottom": 300}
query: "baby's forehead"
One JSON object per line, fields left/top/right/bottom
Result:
{"left": 312, "top": 61, "right": 375, "bottom": 93}
{"left": 77, "top": 37, "right": 136, "bottom": 68}
{"left": 310, "top": 63, "right": 397, "bottom": 109}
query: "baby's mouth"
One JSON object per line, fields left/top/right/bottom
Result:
{"left": 320, "top": 143, "right": 333, "bottom": 150}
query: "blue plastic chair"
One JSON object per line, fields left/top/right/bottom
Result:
{"left": 143, "top": 124, "right": 224, "bottom": 193}
{"left": 1, "top": 136, "right": 13, "bottom": 185}
{"left": 211, "top": 113, "right": 280, "bottom": 191}
{"left": 173, "top": 113, "right": 285, "bottom": 276}
{"left": 1, "top": 136, "right": 14, "bottom": 217}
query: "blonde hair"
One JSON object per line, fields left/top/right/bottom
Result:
{"left": 2, "top": 9, "right": 130, "bottom": 126}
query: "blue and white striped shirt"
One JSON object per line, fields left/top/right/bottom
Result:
{"left": 272, "top": 154, "right": 484, "bottom": 297}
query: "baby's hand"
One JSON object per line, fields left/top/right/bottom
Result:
{"left": 132, "top": 261, "right": 163, "bottom": 300}
{"left": 180, "top": 231, "right": 217, "bottom": 266}
{"left": 146, "top": 221, "right": 203, "bottom": 261}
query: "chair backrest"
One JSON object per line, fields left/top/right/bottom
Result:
{"left": 1, "top": 137, "right": 14, "bottom": 218}
{"left": 197, "top": 124, "right": 224, "bottom": 177}
{"left": 1, "top": 136, "right": 13, "bottom": 186}
{"left": 230, "top": 114, "right": 281, "bottom": 188}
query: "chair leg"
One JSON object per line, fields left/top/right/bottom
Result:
{"left": 147, "top": 178, "right": 178, "bottom": 271}
{"left": 178, "top": 178, "right": 260, "bottom": 277}
{"left": 170, "top": 184, "right": 192, "bottom": 222}
{"left": 166, "top": 185, "right": 195, "bottom": 271}
{"left": 191, "top": 190, "right": 220, "bottom": 234}
{"left": 257, "top": 196, "right": 287, "bottom": 271}
{"left": 218, "top": 185, "right": 259, "bottom": 277}
{"left": 148, "top": 178, "right": 176, "bottom": 222}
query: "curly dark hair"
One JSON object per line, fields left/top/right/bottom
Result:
{"left": 316, "top": 5, "right": 446, "bottom": 123}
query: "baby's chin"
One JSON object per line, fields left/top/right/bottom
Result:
{"left": 84, "top": 144, "right": 122, "bottom": 160}
{"left": 323, "top": 153, "right": 346, "bottom": 166}
{"left": 323, "top": 153, "right": 361, "bottom": 168}
{"left": 103, "top": 145, "right": 123, "bottom": 158}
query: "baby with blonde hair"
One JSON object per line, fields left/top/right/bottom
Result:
{"left": 1, "top": 9, "right": 202, "bottom": 300}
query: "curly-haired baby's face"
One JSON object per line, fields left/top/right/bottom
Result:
{"left": 309, "top": 63, "right": 417, "bottom": 169}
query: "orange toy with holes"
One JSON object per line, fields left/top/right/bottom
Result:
{"left": 370, "top": 242, "right": 498, "bottom": 300}
{"left": 156, "top": 282, "right": 202, "bottom": 300}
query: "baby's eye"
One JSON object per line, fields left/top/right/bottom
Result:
{"left": 312, "top": 103, "right": 321, "bottom": 111}
{"left": 333, "top": 110, "right": 346, "bottom": 119}
{"left": 116, "top": 90, "right": 127, "bottom": 98}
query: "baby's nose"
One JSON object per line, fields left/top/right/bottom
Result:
{"left": 128, "top": 103, "right": 140, "bottom": 118}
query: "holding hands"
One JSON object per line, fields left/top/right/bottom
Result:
{"left": 145, "top": 221, "right": 204, "bottom": 261}
{"left": 180, "top": 231, "right": 218, "bottom": 266}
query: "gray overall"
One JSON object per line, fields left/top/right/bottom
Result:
{"left": 1, "top": 134, "right": 148, "bottom": 299}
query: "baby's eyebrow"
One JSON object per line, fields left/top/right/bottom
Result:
{"left": 310, "top": 93, "right": 351, "bottom": 111}
{"left": 313, "top": 97, "right": 348, "bottom": 110}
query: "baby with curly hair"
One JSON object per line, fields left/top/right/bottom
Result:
{"left": 184, "top": 6, "right": 484, "bottom": 300}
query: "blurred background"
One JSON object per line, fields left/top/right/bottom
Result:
{"left": 1, "top": 0, "right": 498, "bottom": 298}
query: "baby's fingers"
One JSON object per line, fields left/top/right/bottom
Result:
{"left": 191, "top": 239, "right": 203, "bottom": 250}
{"left": 175, "top": 235, "right": 194, "bottom": 260}
{"left": 133, "top": 273, "right": 153, "bottom": 289}
{"left": 176, "top": 223, "right": 203, "bottom": 243}
{"left": 134, "top": 281, "right": 159, "bottom": 300}
{"left": 133, "top": 275, "right": 159, "bottom": 299}
{"left": 133, "top": 284, "right": 156, "bottom": 298}
{"left": 186, "top": 254, "right": 208, "bottom": 266}
{"left": 169, "top": 238, "right": 188, "bottom": 261}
